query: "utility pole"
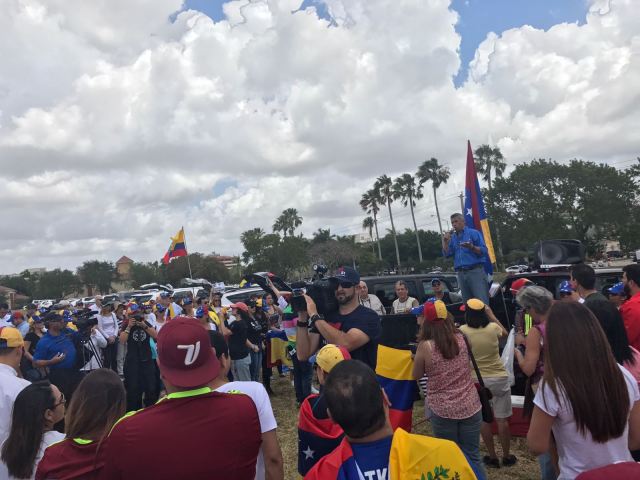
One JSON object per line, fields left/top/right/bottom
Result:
{"left": 459, "top": 192, "right": 464, "bottom": 212}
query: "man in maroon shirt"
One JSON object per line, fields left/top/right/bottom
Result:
{"left": 100, "top": 316, "right": 261, "bottom": 480}
{"left": 621, "top": 264, "right": 640, "bottom": 352}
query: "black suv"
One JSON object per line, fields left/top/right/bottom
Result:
{"left": 490, "top": 267, "right": 623, "bottom": 329}
{"left": 362, "top": 273, "right": 459, "bottom": 314}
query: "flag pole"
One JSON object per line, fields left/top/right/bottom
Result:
{"left": 182, "top": 226, "right": 194, "bottom": 279}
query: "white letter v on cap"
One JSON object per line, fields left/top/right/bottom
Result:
{"left": 177, "top": 341, "right": 201, "bottom": 366}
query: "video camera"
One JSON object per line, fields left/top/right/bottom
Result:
{"left": 72, "top": 308, "right": 99, "bottom": 333}
{"left": 245, "top": 265, "right": 339, "bottom": 316}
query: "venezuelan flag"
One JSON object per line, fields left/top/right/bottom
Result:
{"left": 266, "top": 330, "right": 293, "bottom": 368}
{"left": 304, "top": 438, "right": 360, "bottom": 480}
{"left": 464, "top": 140, "right": 495, "bottom": 275}
{"left": 376, "top": 344, "right": 418, "bottom": 432}
{"left": 389, "top": 428, "right": 479, "bottom": 480}
{"left": 297, "top": 394, "right": 344, "bottom": 476}
{"left": 162, "top": 227, "right": 188, "bottom": 265}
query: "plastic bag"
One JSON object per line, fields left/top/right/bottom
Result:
{"left": 501, "top": 327, "right": 516, "bottom": 386}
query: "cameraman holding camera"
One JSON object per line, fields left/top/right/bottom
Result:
{"left": 296, "top": 267, "right": 381, "bottom": 370}
{"left": 119, "top": 303, "right": 158, "bottom": 410}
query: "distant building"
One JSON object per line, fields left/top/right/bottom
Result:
{"left": 0, "top": 285, "right": 29, "bottom": 309}
{"left": 353, "top": 232, "right": 371, "bottom": 244}
{"left": 212, "top": 255, "right": 239, "bottom": 270}
{"left": 116, "top": 256, "right": 134, "bottom": 280}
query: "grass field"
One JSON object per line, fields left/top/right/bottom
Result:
{"left": 269, "top": 375, "right": 538, "bottom": 480}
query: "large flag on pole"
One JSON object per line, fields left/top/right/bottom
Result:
{"left": 464, "top": 140, "right": 496, "bottom": 275}
{"left": 162, "top": 227, "right": 188, "bottom": 265}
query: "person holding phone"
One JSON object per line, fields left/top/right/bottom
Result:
{"left": 442, "top": 213, "right": 489, "bottom": 304}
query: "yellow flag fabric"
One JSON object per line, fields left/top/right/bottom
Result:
{"left": 389, "top": 428, "right": 478, "bottom": 480}
{"left": 376, "top": 344, "right": 414, "bottom": 381}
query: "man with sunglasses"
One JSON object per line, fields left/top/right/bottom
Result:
{"left": 296, "top": 266, "right": 381, "bottom": 370}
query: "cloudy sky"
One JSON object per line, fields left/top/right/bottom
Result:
{"left": 1, "top": 0, "right": 638, "bottom": 274}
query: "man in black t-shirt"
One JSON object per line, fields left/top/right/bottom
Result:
{"left": 296, "top": 266, "right": 381, "bottom": 370}
{"left": 120, "top": 304, "right": 158, "bottom": 410}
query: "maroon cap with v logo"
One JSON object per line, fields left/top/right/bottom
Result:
{"left": 157, "top": 316, "right": 220, "bottom": 388}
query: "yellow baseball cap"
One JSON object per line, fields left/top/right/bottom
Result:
{"left": 466, "top": 298, "right": 486, "bottom": 311}
{"left": 309, "top": 344, "right": 351, "bottom": 373}
{"left": 0, "top": 327, "right": 24, "bottom": 349}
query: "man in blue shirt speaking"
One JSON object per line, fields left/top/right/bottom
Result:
{"left": 442, "top": 212, "right": 489, "bottom": 304}
{"left": 34, "top": 312, "right": 83, "bottom": 405}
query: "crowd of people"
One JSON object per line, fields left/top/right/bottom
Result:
{"left": 1, "top": 212, "right": 640, "bottom": 479}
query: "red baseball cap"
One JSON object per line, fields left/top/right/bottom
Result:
{"left": 230, "top": 302, "right": 249, "bottom": 312}
{"left": 157, "top": 316, "right": 220, "bottom": 388}
{"left": 12, "top": 311, "right": 23, "bottom": 319}
{"left": 510, "top": 278, "right": 533, "bottom": 295}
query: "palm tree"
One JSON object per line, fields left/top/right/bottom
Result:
{"left": 417, "top": 157, "right": 450, "bottom": 237}
{"left": 374, "top": 175, "right": 401, "bottom": 268}
{"left": 393, "top": 174, "right": 424, "bottom": 262}
{"left": 474, "top": 144, "right": 507, "bottom": 267}
{"left": 474, "top": 144, "right": 506, "bottom": 192}
{"left": 272, "top": 208, "right": 303, "bottom": 237}
{"left": 359, "top": 189, "right": 383, "bottom": 260}
{"left": 362, "top": 216, "right": 375, "bottom": 254}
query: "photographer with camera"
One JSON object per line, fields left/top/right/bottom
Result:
{"left": 33, "top": 312, "right": 83, "bottom": 405}
{"left": 72, "top": 309, "right": 108, "bottom": 374}
{"left": 296, "top": 267, "right": 381, "bottom": 370}
{"left": 119, "top": 304, "right": 158, "bottom": 410}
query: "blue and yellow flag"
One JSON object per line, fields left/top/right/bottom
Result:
{"left": 266, "top": 329, "right": 293, "bottom": 368}
{"left": 465, "top": 140, "right": 496, "bottom": 275}
{"left": 376, "top": 345, "right": 418, "bottom": 432}
{"left": 389, "top": 428, "right": 479, "bottom": 480}
{"left": 162, "top": 227, "right": 188, "bottom": 265}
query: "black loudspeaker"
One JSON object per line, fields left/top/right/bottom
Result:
{"left": 380, "top": 314, "right": 418, "bottom": 348}
{"left": 532, "top": 240, "right": 585, "bottom": 267}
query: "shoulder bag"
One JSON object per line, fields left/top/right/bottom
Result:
{"left": 461, "top": 333, "right": 494, "bottom": 423}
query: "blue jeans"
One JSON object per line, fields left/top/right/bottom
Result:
{"left": 538, "top": 452, "right": 555, "bottom": 480}
{"left": 250, "top": 350, "right": 262, "bottom": 382}
{"left": 457, "top": 266, "right": 490, "bottom": 304}
{"left": 292, "top": 354, "right": 312, "bottom": 403}
{"left": 231, "top": 354, "right": 251, "bottom": 382}
{"left": 430, "top": 410, "right": 486, "bottom": 480}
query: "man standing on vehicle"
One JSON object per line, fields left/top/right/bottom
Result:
{"left": 158, "top": 292, "right": 183, "bottom": 320}
{"left": 442, "top": 213, "right": 489, "bottom": 304}
{"left": 621, "top": 264, "right": 640, "bottom": 352}
{"left": 296, "top": 267, "right": 381, "bottom": 370}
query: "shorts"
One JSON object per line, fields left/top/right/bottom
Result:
{"left": 483, "top": 376, "right": 512, "bottom": 419}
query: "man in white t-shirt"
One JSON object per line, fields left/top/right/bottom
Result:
{"left": 209, "top": 331, "right": 284, "bottom": 480}
{"left": 357, "top": 281, "right": 385, "bottom": 315}
{"left": 0, "top": 327, "right": 31, "bottom": 444}
{"left": 392, "top": 280, "right": 418, "bottom": 314}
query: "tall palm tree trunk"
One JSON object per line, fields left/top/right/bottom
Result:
{"left": 409, "top": 196, "right": 423, "bottom": 262}
{"left": 387, "top": 199, "right": 401, "bottom": 268}
{"left": 433, "top": 186, "right": 444, "bottom": 236}
{"left": 373, "top": 212, "right": 382, "bottom": 260}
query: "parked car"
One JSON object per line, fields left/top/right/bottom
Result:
{"left": 505, "top": 265, "right": 522, "bottom": 274}
{"left": 361, "top": 273, "right": 459, "bottom": 314}
{"left": 490, "top": 266, "right": 623, "bottom": 331}
{"left": 221, "top": 287, "right": 265, "bottom": 307}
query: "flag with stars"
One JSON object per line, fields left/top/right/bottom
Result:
{"left": 465, "top": 140, "right": 496, "bottom": 275}
{"left": 297, "top": 394, "right": 344, "bottom": 476}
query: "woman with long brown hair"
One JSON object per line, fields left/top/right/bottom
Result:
{"left": 412, "top": 300, "right": 484, "bottom": 477}
{"left": 1, "top": 382, "right": 65, "bottom": 479}
{"left": 35, "top": 369, "right": 126, "bottom": 480}
{"left": 527, "top": 302, "right": 640, "bottom": 479}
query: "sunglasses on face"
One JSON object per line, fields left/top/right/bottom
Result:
{"left": 337, "top": 282, "right": 354, "bottom": 289}
{"left": 560, "top": 292, "right": 572, "bottom": 297}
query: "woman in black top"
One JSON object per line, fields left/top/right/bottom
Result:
{"left": 22, "top": 317, "right": 47, "bottom": 381}
{"left": 246, "top": 301, "right": 267, "bottom": 382}
{"left": 227, "top": 303, "right": 255, "bottom": 382}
